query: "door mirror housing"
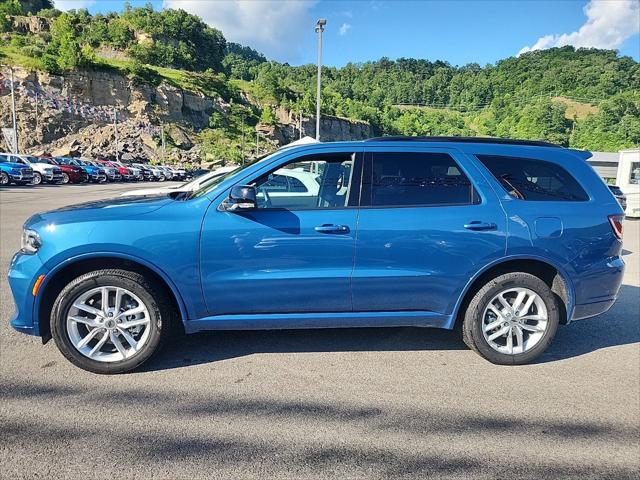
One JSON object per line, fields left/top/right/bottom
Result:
{"left": 221, "top": 185, "right": 257, "bottom": 211}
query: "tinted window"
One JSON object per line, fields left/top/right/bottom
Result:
{"left": 476, "top": 154, "right": 588, "bottom": 201}
{"left": 630, "top": 162, "right": 640, "bottom": 185}
{"left": 252, "top": 153, "right": 355, "bottom": 209}
{"left": 366, "top": 152, "right": 477, "bottom": 207}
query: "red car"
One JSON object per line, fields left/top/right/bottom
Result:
{"left": 95, "top": 159, "right": 132, "bottom": 181}
{"left": 49, "top": 157, "right": 89, "bottom": 184}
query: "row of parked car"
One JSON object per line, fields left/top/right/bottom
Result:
{"left": 0, "top": 152, "right": 194, "bottom": 186}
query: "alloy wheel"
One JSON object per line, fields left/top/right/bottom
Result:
{"left": 32, "top": 172, "right": 42, "bottom": 185}
{"left": 481, "top": 287, "right": 548, "bottom": 355}
{"left": 66, "top": 286, "right": 152, "bottom": 362}
{"left": 62, "top": 173, "right": 70, "bottom": 184}
{"left": 0, "top": 172, "right": 8, "bottom": 185}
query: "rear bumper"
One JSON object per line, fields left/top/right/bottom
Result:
{"left": 569, "top": 256, "right": 625, "bottom": 321}
{"left": 572, "top": 299, "right": 617, "bottom": 321}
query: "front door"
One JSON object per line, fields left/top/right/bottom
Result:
{"left": 200, "top": 149, "right": 363, "bottom": 316}
{"left": 352, "top": 147, "right": 507, "bottom": 316}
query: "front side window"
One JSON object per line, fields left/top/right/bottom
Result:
{"left": 364, "top": 152, "right": 477, "bottom": 207}
{"left": 252, "top": 153, "right": 355, "bottom": 209}
{"left": 476, "top": 154, "right": 588, "bottom": 201}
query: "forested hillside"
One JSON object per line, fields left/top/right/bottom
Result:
{"left": 1, "top": 1, "right": 638, "bottom": 155}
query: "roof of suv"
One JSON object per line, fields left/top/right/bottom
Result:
{"left": 364, "top": 136, "right": 563, "bottom": 148}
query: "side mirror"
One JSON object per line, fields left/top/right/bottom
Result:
{"left": 221, "top": 185, "right": 257, "bottom": 211}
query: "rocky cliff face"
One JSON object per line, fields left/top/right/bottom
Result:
{"left": 0, "top": 67, "right": 227, "bottom": 159}
{"left": 0, "top": 67, "right": 371, "bottom": 162}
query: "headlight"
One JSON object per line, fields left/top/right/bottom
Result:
{"left": 21, "top": 228, "right": 42, "bottom": 254}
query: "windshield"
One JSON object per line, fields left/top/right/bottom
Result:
{"left": 29, "top": 156, "right": 55, "bottom": 165}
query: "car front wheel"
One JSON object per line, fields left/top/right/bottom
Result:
{"left": 61, "top": 173, "right": 70, "bottom": 184}
{"left": 50, "top": 269, "right": 171, "bottom": 374}
{"left": 462, "top": 272, "right": 559, "bottom": 365}
{"left": 0, "top": 172, "right": 8, "bottom": 185}
{"left": 32, "top": 172, "right": 42, "bottom": 185}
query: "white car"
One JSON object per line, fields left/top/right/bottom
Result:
{"left": 2, "top": 153, "right": 64, "bottom": 185}
{"left": 120, "top": 166, "right": 238, "bottom": 197}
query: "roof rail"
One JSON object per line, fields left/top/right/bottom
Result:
{"left": 364, "top": 136, "right": 563, "bottom": 148}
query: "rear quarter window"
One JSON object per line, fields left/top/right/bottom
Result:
{"left": 476, "top": 154, "right": 589, "bottom": 202}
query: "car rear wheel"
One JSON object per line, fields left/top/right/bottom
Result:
{"left": 32, "top": 172, "right": 42, "bottom": 185}
{"left": 462, "top": 272, "right": 559, "bottom": 365}
{"left": 50, "top": 269, "right": 171, "bottom": 374}
{"left": 0, "top": 172, "right": 8, "bottom": 185}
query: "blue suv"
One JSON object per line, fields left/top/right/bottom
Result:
{"left": 8, "top": 137, "right": 625, "bottom": 373}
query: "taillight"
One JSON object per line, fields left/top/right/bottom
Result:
{"left": 608, "top": 214, "right": 624, "bottom": 240}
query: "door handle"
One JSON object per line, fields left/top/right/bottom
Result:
{"left": 464, "top": 221, "right": 497, "bottom": 231}
{"left": 314, "top": 224, "right": 350, "bottom": 234}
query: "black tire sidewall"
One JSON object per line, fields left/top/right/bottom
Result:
{"left": 51, "top": 271, "right": 167, "bottom": 374}
{"left": 466, "top": 273, "right": 559, "bottom": 365}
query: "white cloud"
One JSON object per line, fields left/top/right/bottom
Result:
{"left": 518, "top": 0, "right": 640, "bottom": 55}
{"left": 164, "top": 0, "right": 317, "bottom": 61}
{"left": 339, "top": 23, "right": 351, "bottom": 36}
{"left": 54, "top": 0, "right": 96, "bottom": 10}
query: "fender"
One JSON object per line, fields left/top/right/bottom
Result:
{"left": 34, "top": 251, "right": 190, "bottom": 330}
{"left": 448, "top": 254, "right": 576, "bottom": 329}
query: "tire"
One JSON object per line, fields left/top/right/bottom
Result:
{"left": 61, "top": 173, "right": 70, "bottom": 184}
{"left": 50, "top": 269, "right": 172, "bottom": 374}
{"left": 462, "top": 272, "right": 559, "bottom": 365}
{"left": 32, "top": 172, "right": 42, "bottom": 185}
{"left": 0, "top": 172, "right": 8, "bottom": 186}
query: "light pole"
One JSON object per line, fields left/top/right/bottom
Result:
{"left": 113, "top": 107, "right": 119, "bottom": 162}
{"left": 315, "top": 19, "right": 326, "bottom": 141}
{"left": 1, "top": 64, "right": 18, "bottom": 153}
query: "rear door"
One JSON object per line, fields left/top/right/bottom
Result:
{"left": 352, "top": 146, "right": 507, "bottom": 316}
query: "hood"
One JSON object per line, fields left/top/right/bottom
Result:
{"left": 1, "top": 161, "right": 30, "bottom": 170}
{"left": 25, "top": 195, "right": 174, "bottom": 227}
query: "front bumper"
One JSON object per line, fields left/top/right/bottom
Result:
{"left": 8, "top": 252, "right": 46, "bottom": 337}
{"left": 44, "top": 172, "right": 64, "bottom": 183}
{"left": 9, "top": 171, "right": 34, "bottom": 182}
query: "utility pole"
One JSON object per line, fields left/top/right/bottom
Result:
{"left": 255, "top": 131, "right": 259, "bottom": 157}
{"left": 315, "top": 19, "right": 326, "bottom": 141}
{"left": 34, "top": 90, "right": 38, "bottom": 131}
{"left": 161, "top": 125, "right": 166, "bottom": 163}
{"left": 113, "top": 107, "right": 119, "bottom": 161}
{"left": 240, "top": 112, "right": 246, "bottom": 165}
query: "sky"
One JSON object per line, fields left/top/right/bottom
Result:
{"left": 54, "top": 0, "right": 640, "bottom": 66}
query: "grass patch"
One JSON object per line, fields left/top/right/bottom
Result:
{"left": 552, "top": 96, "right": 599, "bottom": 120}
{"left": 0, "top": 45, "right": 45, "bottom": 70}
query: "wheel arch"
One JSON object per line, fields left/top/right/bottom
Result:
{"left": 451, "top": 256, "right": 574, "bottom": 329}
{"left": 36, "top": 253, "right": 188, "bottom": 343}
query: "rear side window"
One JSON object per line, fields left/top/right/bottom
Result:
{"left": 476, "top": 154, "right": 589, "bottom": 202}
{"left": 365, "top": 152, "right": 478, "bottom": 207}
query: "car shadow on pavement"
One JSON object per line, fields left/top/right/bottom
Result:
{"left": 142, "top": 285, "right": 640, "bottom": 372}
{"left": 4, "top": 376, "right": 639, "bottom": 479}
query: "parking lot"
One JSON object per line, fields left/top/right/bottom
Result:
{"left": 1, "top": 183, "right": 638, "bottom": 479}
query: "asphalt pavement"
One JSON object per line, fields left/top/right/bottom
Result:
{"left": 1, "top": 183, "right": 639, "bottom": 479}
